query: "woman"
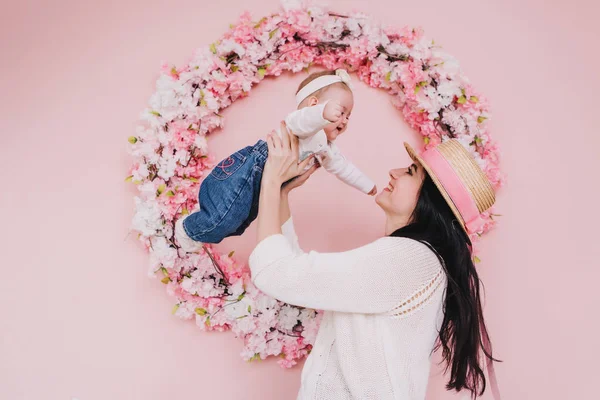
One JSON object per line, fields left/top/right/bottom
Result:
{"left": 249, "top": 122, "right": 500, "bottom": 400}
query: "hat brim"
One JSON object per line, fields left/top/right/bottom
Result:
{"left": 404, "top": 142, "right": 467, "bottom": 233}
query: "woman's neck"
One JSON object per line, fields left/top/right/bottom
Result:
{"left": 384, "top": 214, "right": 410, "bottom": 236}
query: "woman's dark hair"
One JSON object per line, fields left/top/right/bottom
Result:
{"left": 390, "top": 173, "right": 498, "bottom": 398}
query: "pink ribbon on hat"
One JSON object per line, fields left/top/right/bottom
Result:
{"left": 420, "top": 147, "right": 485, "bottom": 234}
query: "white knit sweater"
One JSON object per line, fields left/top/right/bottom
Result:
{"left": 249, "top": 218, "right": 447, "bottom": 400}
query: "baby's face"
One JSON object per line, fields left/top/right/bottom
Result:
{"left": 321, "top": 85, "right": 354, "bottom": 142}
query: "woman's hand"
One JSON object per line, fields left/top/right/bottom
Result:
{"left": 263, "top": 121, "right": 315, "bottom": 188}
{"left": 282, "top": 162, "right": 320, "bottom": 194}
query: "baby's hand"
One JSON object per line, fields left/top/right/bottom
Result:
{"left": 323, "top": 100, "right": 343, "bottom": 122}
{"left": 368, "top": 185, "right": 377, "bottom": 196}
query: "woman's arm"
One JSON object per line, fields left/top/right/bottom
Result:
{"left": 249, "top": 234, "right": 442, "bottom": 313}
{"left": 257, "top": 122, "right": 315, "bottom": 244}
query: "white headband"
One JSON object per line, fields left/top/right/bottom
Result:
{"left": 295, "top": 69, "right": 353, "bottom": 106}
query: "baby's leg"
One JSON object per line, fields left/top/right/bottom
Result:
{"left": 178, "top": 140, "right": 267, "bottom": 246}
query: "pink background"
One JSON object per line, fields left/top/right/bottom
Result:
{"left": 2, "top": 0, "right": 599, "bottom": 399}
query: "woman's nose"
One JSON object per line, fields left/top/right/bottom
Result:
{"left": 389, "top": 168, "right": 402, "bottom": 179}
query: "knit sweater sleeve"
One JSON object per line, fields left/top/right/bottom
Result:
{"left": 248, "top": 232, "right": 442, "bottom": 314}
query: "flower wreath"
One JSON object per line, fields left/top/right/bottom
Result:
{"left": 127, "top": 0, "right": 503, "bottom": 368}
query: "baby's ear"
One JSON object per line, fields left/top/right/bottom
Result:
{"left": 308, "top": 96, "right": 319, "bottom": 106}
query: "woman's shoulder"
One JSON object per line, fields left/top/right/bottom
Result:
{"left": 348, "top": 236, "right": 442, "bottom": 265}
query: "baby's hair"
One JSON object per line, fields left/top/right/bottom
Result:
{"left": 296, "top": 70, "right": 352, "bottom": 99}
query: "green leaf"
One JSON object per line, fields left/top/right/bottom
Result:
{"left": 230, "top": 65, "right": 239, "bottom": 72}
{"left": 470, "top": 96, "right": 479, "bottom": 103}
{"left": 128, "top": 136, "right": 138, "bottom": 144}
{"left": 475, "top": 136, "right": 483, "bottom": 146}
{"left": 385, "top": 71, "right": 392, "bottom": 81}
{"left": 237, "top": 292, "right": 245, "bottom": 301}
{"left": 257, "top": 68, "right": 266, "bottom": 78}
{"left": 423, "top": 136, "right": 430, "bottom": 145}
{"left": 269, "top": 28, "right": 279, "bottom": 39}
{"left": 157, "top": 184, "right": 166, "bottom": 195}
{"left": 187, "top": 177, "right": 200, "bottom": 183}
{"left": 473, "top": 256, "right": 481, "bottom": 263}
{"left": 228, "top": 250, "right": 235, "bottom": 258}
{"left": 414, "top": 81, "right": 427, "bottom": 93}
{"left": 205, "top": 316, "right": 211, "bottom": 327}
{"left": 303, "top": 62, "right": 313, "bottom": 74}
{"left": 125, "top": 175, "right": 133, "bottom": 182}
{"left": 181, "top": 206, "right": 189, "bottom": 216}
{"left": 132, "top": 180, "right": 142, "bottom": 185}
{"left": 477, "top": 116, "right": 487, "bottom": 124}
{"left": 166, "top": 190, "right": 175, "bottom": 197}
{"left": 229, "top": 23, "right": 235, "bottom": 29}
{"left": 150, "top": 110, "right": 161, "bottom": 116}
{"left": 170, "top": 66, "right": 178, "bottom": 76}
{"left": 247, "top": 305, "right": 252, "bottom": 313}
{"left": 456, "top": 95, "right": 467, "bottom": 104}
{"left": 172, "top": 304, "right": 180, "bottom": 314}
{"left": 160, "top": 267, "right": 169, "bottom": 276}
{"left": 254, "top": 17, "right": 266, "bottom": 28}
{"left": 161, "top": 276, "right": 171, "bottom": 284}
{"left": 195, "top": 307, "right": 207, "bottom": 316}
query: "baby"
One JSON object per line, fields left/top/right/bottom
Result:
{"left": 175, "top": 69, "right": 376, "bottom": 252}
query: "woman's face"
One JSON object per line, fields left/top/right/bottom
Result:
{"left": 376, "top": 162, "right": 426, "bottom": 220}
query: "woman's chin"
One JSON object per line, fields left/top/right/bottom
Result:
{"left": 375, "top": 190, "right": 388, "bottom": 207}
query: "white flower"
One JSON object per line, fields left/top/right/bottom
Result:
{"left": 437, "top": 80, "right": 462, "bottom": 103}
{"left": 180, "top": 276, "right": 197, "bottom": 294}
{"left": 131, "top": 197, "right": 163, "bottom": 237}
{"left": 157, "top": 155, "right": 177, "bottom": 180}
{"left": 409, "top": 38, "right": 431, "bottom": 61}
{"left": 202, "top": 91, "right": 219, "bottom": 112}
{"left": 265, "top": 331, "right": 283, "bottom": 355}
{"left": 131, "top": 163, "right": 149, "bottom": 181}
{"left": 418, "top": 86, "right": 443, "bottom": 118}
{"left": 324, "top": 18, "right": 344, "bottom": 38}
{"left": 174, "top": 302, "right": 195, "bottom": 319}
{"left": 345, "top": 17, "right": 362, "bottom": 37}
{"left": 234, "top": 313, "right": 257, "bottom": 334}
{"left": 149, "top": 236, "right": 178, "bottom": 270}
{"left": 218, "top": 39, "right": 245, "bottom": 57}
{"left": 385, "top": 42, "right": 410, "bottom": 57}
{"left": 278, "top": 305, "right": 300, "bottom": 330}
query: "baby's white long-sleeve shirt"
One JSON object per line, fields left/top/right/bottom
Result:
{"left": 280, "top": 103, "right": 375, "bottom": 194}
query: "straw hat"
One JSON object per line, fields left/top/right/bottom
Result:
{"left": 404, "top": 139, "right": 496, "bottom": 234}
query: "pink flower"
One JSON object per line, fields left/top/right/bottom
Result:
{"left": 286, "top": 9, "right": 312, "bottom": 32}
